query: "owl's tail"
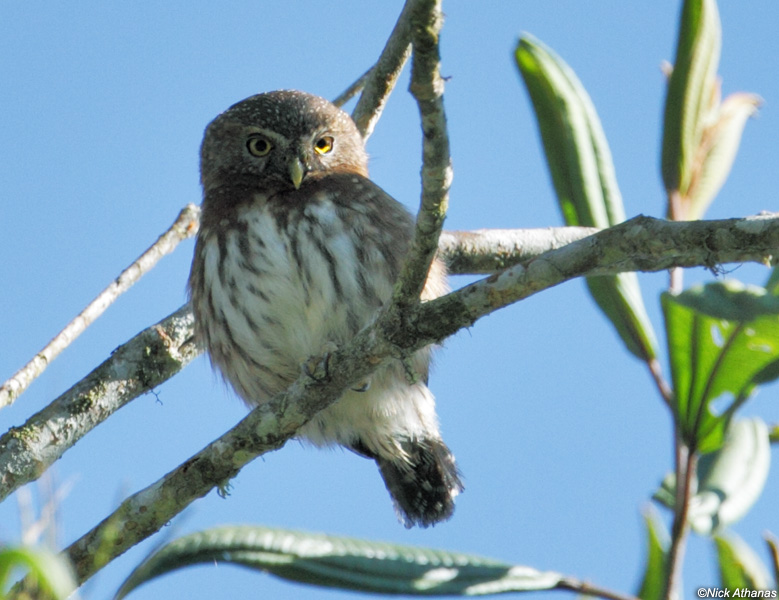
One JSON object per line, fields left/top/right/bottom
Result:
{"left": 355, "top": 437, "right": 463, "bottom": 528}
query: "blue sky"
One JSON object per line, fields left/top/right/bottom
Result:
{"left": 2, "top": 2, "right": 779, "bottom": 598}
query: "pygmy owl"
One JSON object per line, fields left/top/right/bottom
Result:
{"left": 188, "top": 90, "right": 462, "bottom": 527}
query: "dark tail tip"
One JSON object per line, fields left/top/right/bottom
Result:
{"left": 374, "top": 438, "right": 463, "bottom": 528}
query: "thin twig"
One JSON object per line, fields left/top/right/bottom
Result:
{"left": 663, "top": 437, "right": 696, "bottom": 600}
{"left": 332, "top": 67, "right": 372, "bottom": 108}
{"left": 557, "top": 577, "right": 641, "bottom": 600}
{"left": 350, "top": 0, "right": 416, "bottom": 139}
{"left": 647, "top": 357, "right": 674, "bottom": 410}
{"left": 0, "top": 204, "right": 201, "bottom": 410}
{"left": 389, "top": 0, "right": 451, "bottom": 314}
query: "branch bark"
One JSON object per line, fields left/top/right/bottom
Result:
{"left": 412, "top": 213, "right": 779, "bottom": 346}
{"left": 439, "top": 227, "right": 598, "bottom": 274}
{"left": 0, "top": 306, "right": 199, "bottom": 503}
{"left": 392, "top": 0, "right": 451, "bottom": 312}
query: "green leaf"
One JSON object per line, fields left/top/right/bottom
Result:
{"left": 516, "top": 35, "right": 622, "bottom": 230}
{"left": 689, "top": 418, "right": 771, "bottom": 534}
{"left": 662, "top": 281, "right": 779, "bottom": 452}
{"left": 714, "top": 532, "right": 772, "bottom": 589}
{"left": 661, "top": 0, "right": 722, "bottom": 198}
{"left": 114, "top": 526, "right": 563, "bottom": 599}
{"left": 0, "top": 546, "right": 76, "bottom": 600}
{"left": 516, "top": 34, "right": 657, "bottom": 362}
{"left": 637, "top": 508, "right": 669, "bottom": 600}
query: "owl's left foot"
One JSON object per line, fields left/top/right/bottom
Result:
{"left": 351, "top": 379, "right": 371, "bottom": 392}
{"left": 302, "top": 341, "right": 339, "bottom": 382}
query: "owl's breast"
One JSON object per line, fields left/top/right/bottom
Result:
{"left": 192, "top": 194, "right": 395, "bottom": 404}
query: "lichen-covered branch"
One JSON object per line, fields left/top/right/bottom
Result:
{"left": 392, "top": 0, "right": 451, "bottom": 312}
{"left": 0, "top": 305, "right": 199, "bottom": 503}
{"left": 411, "top": 213, "right": 779, "bottom": 346}
{"left": 439, "top": 227, "right": 598, "bottom": 274}
{"left": 0, "top": 204, "right": 200, "bottom": 410}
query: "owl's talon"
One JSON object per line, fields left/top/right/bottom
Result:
{"left": 303, "top": 354, "right": 330, "bottom": 382}
{"left": 351, "top": 379, "right": 371, "bottom": 392}
{"left": 303, "top": 341, "right": 338, "bottom": 382}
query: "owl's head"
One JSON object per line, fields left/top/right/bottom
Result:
{"left": 200, "top": 90, "right": 368, "bottom": 195}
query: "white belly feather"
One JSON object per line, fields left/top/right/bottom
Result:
{"left": 199, "top": 195, "right": 440, "bottom": 455}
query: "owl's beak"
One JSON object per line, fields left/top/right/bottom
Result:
{"left": 289, "top": 157, "right": 305, "bottom": 190}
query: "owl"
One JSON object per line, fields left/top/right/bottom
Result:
{"left": 188, "top": 90, "right": 462, "bottom": 527}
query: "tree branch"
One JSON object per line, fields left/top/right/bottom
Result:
{"left": 331, "top": 67, "right": 372, "bottom": 108}
{"left": 0, "top": 306, "right": 199, "bottom": 503}
{"left": 439, "top": 227, "right": 598, "bottom": 274}
{"left": 410, "top": 213, "right": 779, "bottom": 346}
{"left": 0, "top": 204, "right": 200, "bottom": 410}
{"left": 350, "top": 0, "right": 417, "bottom": 139}
{"left": 391, "top": 0, "right": 451, "bottom": 313}
{"left": 664, "top": 440, "right": 696, "bottom": 600}
{"left": 11, "top": 212, "right": 773, "bottom": 590}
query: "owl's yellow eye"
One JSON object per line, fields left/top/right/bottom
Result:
{"left": 314, "top": 136, "right": 334, "bottom": 155}
{"left": 247, "top": 136, "right": 272, "bottom": 157}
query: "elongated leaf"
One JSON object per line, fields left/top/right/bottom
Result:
{"left": 516, "top": 35, "right": 622, "bottom": 229}
{"left": 714, "top": 532, "right": 772, "bottom": 589}
{"left": 689, "top": 418, "right": 770, "bottom": 534}
{"left": 0, "top": 546, "right": 76, "bottom": 599}
{"left": 662, "top": 281, "right": 779, "bottom": 452}
{"left": 115, "top": 526, "right": 563, "bottom": 599}
{"left": 516, "top": 35, "right": 657, "bottom": 362}
{"left": 685, "top": 92, "right": 761, "bottom": 220}
{"left": 637, "top": 508, "right": 669, "bottom": 600}
{"left": 661, "top": 0, "right": 722, "bottom": 198}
